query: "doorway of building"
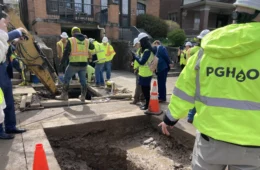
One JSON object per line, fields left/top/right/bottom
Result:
{"left": 216, "top": 14, "right": 229, "bottom": 28}
{"left": 119, "top": 0, "right": 131, "bottom": 28}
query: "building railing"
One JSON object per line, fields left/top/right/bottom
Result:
{"left": 183, "top": 0, "right": 235, "bottom": 5}
{"left": 46, "top": 0, "right": 108, "bottom": 25}
{"left": 208, "top": 0, "right": 236, "bottom": 3}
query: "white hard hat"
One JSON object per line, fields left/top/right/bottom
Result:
{"left": 89, "top": 38, "right": 95, "bottom": 43}
{"left": 60, "top": 32, "right": 68, "bottom": 38}
{"left": 197, "top": 29, "right": 210, "bottom": 39}
{"left": 234, "top": 0, "right": 260, "bottom": 11}
{"left": 133, "top": 38, "right": 140, "bottom": 46}
{"left": 185, "top": 42, "right": 192, "bottom": 47}
{"left": 102, "top": 37, "right": 108, "bottom": 43}
{"left": 138, "top": 32, "right": 148, "bottom": 41}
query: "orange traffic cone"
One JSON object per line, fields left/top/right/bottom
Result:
{"left": 145, "top": 80, "right": 163, "bottom": 116}
{"left": 33, "top": 144, "right": 49, "bottom": 170}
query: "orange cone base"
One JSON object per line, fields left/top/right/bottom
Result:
{"left": 144, "top": 110, "right": 163, "bottom": 116}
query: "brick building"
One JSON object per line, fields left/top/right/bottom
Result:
{"left": 160, "top": 0, "right": 182, "bottom": 23}
{"left": 160, "top": 0, "right": 235, "bottom": 37}
{"left": 181, "top": 0, "right": 235, "bottom": 37}
{"left": 19, "top": 0, "right": 160, "bottom": 41}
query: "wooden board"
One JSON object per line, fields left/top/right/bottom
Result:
{"left": 13, "top": 86, "right": 36, "bottom": 95}
{"left": 26, "top": 93, "right": 33, "bottom": 105}
{"left": 20, "top": 95, "right": 27, "bottom": 110}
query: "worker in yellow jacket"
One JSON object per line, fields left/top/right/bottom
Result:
{"left": 159, "top": 0, "right": 260, "bottom": 169}
{"left": 189, "top": 29, "right": 210, "bottom": 57}
{"left": 56, "top": 32, "right": 68, "bottom": 74}
{"left": 178, "top": 42, "right": 192, "bottom": 71}
{"left": 102, "top": 37, "right": 116, "bottom": 81}
{"left": 130, "top": 37, "right": 144, "bottom": 105}
{"left": 56, "top": 27, "right": 94, "bottom": 102}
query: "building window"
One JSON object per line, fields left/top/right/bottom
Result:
{"left": 122, "top": 0, "right": 129, "bottom": 15}
{"left": 74, "top": 0, "right": 92, "bottom": 15}
{"left": 137, "top": 2, "right": 146, "bottom": 15}
{"left": 193, "top": 13, "right": 200, "bottom": 30}
{"left": 101, "top": 0, "right": 108, "bottom": 10}
{"left": 83, "top": 0, "right": 92, "bottom": 15}
{"left": 168, "top": 12, "right": 177, "bottom": 22}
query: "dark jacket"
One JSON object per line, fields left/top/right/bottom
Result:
{"left": 61, "top": 33, "right": 94, "bottom": 67}
{"left": 154, "top": 45, "right": 171, "bottom": 72}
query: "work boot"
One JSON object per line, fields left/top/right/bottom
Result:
{"left": 55, "top": 84, "right": 69, "bottom": 101}
{"left": 0, "top": 133, "right": 14, "bottom": 140}
{"left": 79, "top": 85, "right": 87, "bottom": 102}
{"left": 140, "top": 101, "right": 149, "bottom": 110}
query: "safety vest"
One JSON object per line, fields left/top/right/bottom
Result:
{"left": 167, "top": 22, "right": 260, "bottom": 146}
{"left": 138, "top": 49, "right": 154, "bottom": 77}
{"left": 180, "top": 50, "right": 187, "bottom": 65}
{"left": 190, "top": 46, "right": 200, "bottom": 57}
{"left": 104, "top": 44, "right": 116, "bottom": 62}
{"left": 57, "top": 40, "right": 66, "bottom": 54}
{"left": 93, "top": 41, "right": 106, "bottom": 64}
{"left": 133, "top": 48, "right": 141, "bottom": 70}
{"left": 69, "top": 37, "right": 89, "bottom": 63}
{"left": 10, "top": 53, "right": 17, "bottom": 62}
{"left": 0, "top": 88, "right": 4, "bottom": 105}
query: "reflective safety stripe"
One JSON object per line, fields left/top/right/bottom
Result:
{"left": 194, "top": 48, "right": 260, "bottom": 111}
{"left": 150, "top": 94, "right": 158, "bottom": 100}
{"left": 70, "top": 37, "right": 89, "bottom": 56}
{"left": 173, "top": 87, "right": 195, "bottom": 104}
{"left": 166, "top": 109, "right": 178, "bottom": 122}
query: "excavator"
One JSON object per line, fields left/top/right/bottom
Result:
{"left": 3, "top": 4, "right": 58, "bottom": 94}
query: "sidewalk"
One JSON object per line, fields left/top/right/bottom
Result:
{"left": 0, "top": 71, "right": 196, "bottom": 170}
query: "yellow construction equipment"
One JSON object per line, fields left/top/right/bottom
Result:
{"left": 3, "top": 5, "right": 58, "bottom": 94}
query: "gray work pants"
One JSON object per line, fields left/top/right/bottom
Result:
{"left": 192, "top": 131, "right": 260, "bottom": 170}
{"left": 134, "top": 72, "right": 144, "bottom": 102}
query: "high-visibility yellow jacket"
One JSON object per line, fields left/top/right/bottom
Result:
{"left": 138, "top": 49, "right": 154, "bottom": 77}
{"left": 68, "top": 37, "right": 89, "bottom": 63}
{"left": 92, "top": 41, "right": 106, "bottom": 64}
{"left": 166, "top": 22, "right": 260, "bottom": 146}
{"left": 180, "top": 49, "right": 190, "bottom": 65}
{"left": 104, "top": 43, "right": 116, "bottom": 62}
{"left": 133, "top": 48, "right": 141, "bottom": 70}
{"left": 57, "top": 40, "right": 67, "bottom": 59}
{"left": 190, "top": 46, "right": 200, "bottom": 57}
{"left": 0, "top": 88, "right": 4, "bottom": 105}
{"left": 0, "top": 88, "right": 5, "bottom": 123}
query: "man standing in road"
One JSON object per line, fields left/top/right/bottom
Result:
{"left": 56, "top": 32, "right": 68, "bottom": 74}
{"left": 56, "top": 27, "right": 94, "bottom": 102}
{"left": 152, "top": 40, "right": 172, "bottom": 103}
{"left": 102, "top": 37, "right": 116, "bottom": 81}
{"left": 159, "top": 0, "right": 260, "bottom": 169}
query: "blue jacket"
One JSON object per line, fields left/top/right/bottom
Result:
{"left": 6, "top": 30, "right": 22, "bottom": 79}
{"left": 154, "top": 45, "right": 171, "bottom": 72}
{"left": 8, "top": 30, "right": 22, "bottom": 42}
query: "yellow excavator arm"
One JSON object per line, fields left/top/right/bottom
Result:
{"left": 4, "top": 5, "right": 58, "bottom": 94}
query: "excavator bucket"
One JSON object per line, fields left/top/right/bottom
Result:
{"left": 4, "top": 5, "right": 58, "bottom": 94}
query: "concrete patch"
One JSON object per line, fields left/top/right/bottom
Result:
{"left": 26, "top": 93, "right": 33, "bottom": 105}
{"left": 22, "top": 129, "right": 61, "bottom": 170}
{"left": 40, "top": 99, "right": 91, "bottom": 108}
{"left": 0, "top": 134, "right": 27, "bottom": 170}
{"left": 20, "top": 95, "right": 27, "bottom": 110}
{"left": 13, "top": 86, "right": 36, "bottom": 95}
